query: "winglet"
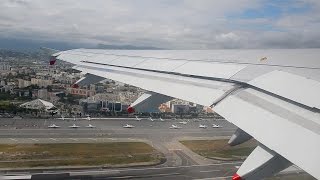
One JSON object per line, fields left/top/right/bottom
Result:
{"left": 127, "top": 106, "right": 135, "bottom": 113}
{"left": 49, "top": 56, "right": 57, "bottom": 65}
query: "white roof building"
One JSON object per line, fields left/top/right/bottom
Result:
{"left": 20, "top": 99, "right": 55, "bottom": 111}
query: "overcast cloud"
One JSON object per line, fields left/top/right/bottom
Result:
{"left": 0, "top": 0, "right": 320, "bottom": 49}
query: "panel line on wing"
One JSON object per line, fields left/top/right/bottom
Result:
{"left": 131, "top": 58, "right": 150, "bottom": 68}
{"left": 210, "top": 85, "right": 244, "bottom": 107}
{"left": 68, "top": 50, "right": 320, "bottom": 70}
{"left": 78, "top": 60, "right": 318, "bottom": 111}
{"left": 74, "top": 65, "right": 228, "bottom": 106}
{"left": 77, "top": 64, "right": 234, "bottom": 90}
{"left": 79, "top": 60, "right": 242, "bottom": 84}
{"left": 235, "top": 90, "right": 320, "bottom": 135}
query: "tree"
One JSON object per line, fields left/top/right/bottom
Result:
{"left": 46, "top": 85, "right": 53, "bottom": 92}
{"left": 0, "top": 92, "right": 15, "bottom": 100}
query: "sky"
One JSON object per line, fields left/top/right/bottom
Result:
{"left": 0, "top": 0, "right": 320, "bottom": 50}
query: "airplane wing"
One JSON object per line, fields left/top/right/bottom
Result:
{"left": 52, "top": 48, "right": 320, "bottom": 179}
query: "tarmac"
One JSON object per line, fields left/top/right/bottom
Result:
{"left": 0, "top": 117, "right": 313, "bottom": 179}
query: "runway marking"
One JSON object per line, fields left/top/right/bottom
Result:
{"left": 199, "top": 170, "right": 221, "bottom": 173}
{"left": 194, "top": 176, "right": 233, "bottom": 180}
{"left": 88, "top": 138, "right": 97, "bottom": 141}
{"left": 29, "top": 138, "right": 39, "bottom": 142}
{"left": 109, "top": 172, "right": 180, "bottom": 179}
{"left": 69, "top": 138, "right": 78, "bottom": 141}
{"left": 102, "top": 162, "right": 243, "bottom": 172}
{"left": 9, "top": 138, "right": 18, "bottom": 142}
{"left": 50, "top": 138, "right": 58, "bottom": 141}
{"left": 93, "top": 161, "right": 242, "bottom": 172}
{"left": 2, "top": 175, "right": 32, "bottom": 180}
{"left": 70, "top": 170, "right": 120, "bottom": 176}
{"left": 56, "top": 162, "right": 243, "bottom": 176}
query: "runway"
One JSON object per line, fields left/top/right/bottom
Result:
{"left": 0, "top": 117, "right": 235, "bottom": 165}
{"left": 0, "top": 117, "right": 236, "bottom": 140}
{"left": 2, "top": 163, "right": 309, "bottom": 180}
{"left": 43, "top": 162, "right": 241, "bottom": 180}
{"left": 0, "top": 117, "right": 311, "bottom": 179}
{"left": 1, "top": 163, "right": 240, "bottom": 180}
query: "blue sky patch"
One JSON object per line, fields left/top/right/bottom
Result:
{"left": 225, "top": 0, "right": 311, "bottom": 31}
{"left": 228, "top": 0, "right": 311, "bottom": 19}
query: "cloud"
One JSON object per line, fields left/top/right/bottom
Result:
{"left": 0, "top": 0, "right": 319, "bottom": 49}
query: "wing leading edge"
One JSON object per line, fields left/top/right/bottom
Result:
{"left": 53, "top": 49, "right": 320, "bottom": 179}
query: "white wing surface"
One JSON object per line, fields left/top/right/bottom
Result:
{"left": 53, "top": 49, "right": 320, "bottom": 179}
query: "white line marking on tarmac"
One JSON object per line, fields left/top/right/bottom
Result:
{"left": 69, "top": 138, "right": 78, "bottom": 141}
{"left": 9, "top": 138, "right": 17, "bottom": 142}
{"left": 199, "top": 170, "right": 221, "bottom": 173}
{"left": 70, "top": 170, "right": 120, "bottom": 176}
{"left": 194, "top": 176, "right": 233, "bottom": 180}
{"left": 109, "top": 172, "right": 180, "bottom": 179}
{"left": 29, "top": 138, "right": 38, "bottom": 142}
{"left": 50, "top": 138, "right": 58, "bottom": 141}
{"left": 88, "top": 138, "right": 97, "bottom": 141}
{"left": 119, "top": 162, "right": 242, "bottom": 171}
{"left": 87, "top": 162, "right": 243, "bottom": 173}
{"left": 50, "top": 162, "right": 243, "bottom": 178}
{"left": 2, "top": 175, "right": 32, "bottom": 180}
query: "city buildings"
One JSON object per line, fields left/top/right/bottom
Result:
{"left": 18, "top": 79, "right": 31, "bottom": 88}
{"left": 19, "top": 99, "right": 56, "bottom": 111}
{"left": 66, "top": 86, "right": 96, "bottom": 97}
{"left": 0, "top": 63, "right": 11, "bottom": 71}
{"left": 0, "top": 50, "right": 210, "bottom": 116}
{"left": 37, "top": 89, "right": 48, "bottom": 100}
{"left": 171, "top": 104, "right": 190, "bottom": 114}
{"left": 31, "top": 78, "right": 52, "bottom": 88}
{"left": 0, "top": 85, "right": 13, "bottom": 93}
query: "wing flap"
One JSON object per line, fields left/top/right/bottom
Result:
{"left": 214, "top": 88, "right": 320, "bottom": 179}
{"left": 173, "top": 61, "right": 246, "bottom": 79}
{"left": 129, "top": 92, "right": 172, "bottom": 112}
{"left": 249, "top": 70, "right": 320, "bottom": 109}
{"left": 134, "top": 58, "right": 187, "bottom": 71}
{"left": 235, "top": 144, "right": 291, "bottom": 180}
{"left": 73, "top": 73, "right": 105, "bottom": 87}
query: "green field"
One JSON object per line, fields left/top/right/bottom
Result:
{"left": 180, "top": 139, "right": 257, "bottom": 160}
{"left": 0, "top": 142, "right": 163, "bottom": 168}
{"left": 0, "top": 100, "right": 10, "bottom": 106}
